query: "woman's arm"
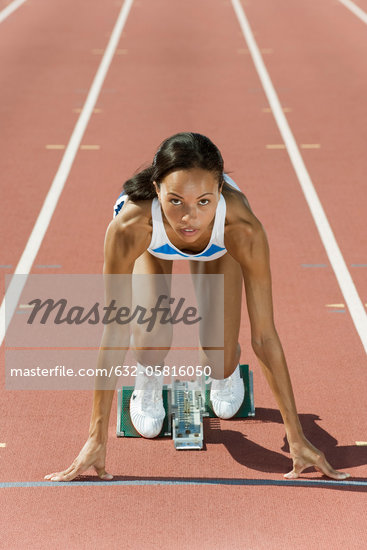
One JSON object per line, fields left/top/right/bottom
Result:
{"left": 45, "top": 207, "right": 151, "bottom": 482}
{"left": 226, "top": 218, "right": 349, "bottom": 479}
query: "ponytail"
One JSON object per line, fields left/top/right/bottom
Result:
{"left": 123, "top": 165, "right": 156, "bottom": 201}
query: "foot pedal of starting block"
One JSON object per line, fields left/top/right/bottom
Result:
{"left": 116, "top": 364, "right": 255, "bottom": 447}
{"left": 171, "top": 378, "right": 207, "bottom": 450}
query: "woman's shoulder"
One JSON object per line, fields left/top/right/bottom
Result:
{"left": 113, "top": 197, "right": 153, "bottom": 229}
{"left": 223, "top": 184, "right": 259, "bottom": 228}
{"left": 105, "top": 198, "right": 153, "bottom": 260}
{"left": 223, "top": 186, "right": 265, "bottom": 254}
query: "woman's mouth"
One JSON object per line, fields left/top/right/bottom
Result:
{"left": 179, "top": 227, "right": 199, "bottom": 237}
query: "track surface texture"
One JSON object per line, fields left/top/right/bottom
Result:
{"left": 0, "top": 0, "right": 366, "bottom": 549}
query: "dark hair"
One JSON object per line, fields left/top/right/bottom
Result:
{"left": 123, "top": 132, "right": 224, "bottom": 201}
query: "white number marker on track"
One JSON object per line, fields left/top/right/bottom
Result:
{"left": 231, "top": 0, "right": 367, "bottom": 354}
{"left": 0, "top": 0, "right": 135, "bottom": 347}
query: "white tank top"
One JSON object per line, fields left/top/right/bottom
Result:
{"left": 113, "top": 173, "right": 240, "bottom": 262}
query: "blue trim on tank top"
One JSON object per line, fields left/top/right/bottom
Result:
{"left": 151, "top": 244, "right": 188, "bottom": 257}
{"left": 114, "top": 192, "right": 126, "bottom": 217}
{"left": 195, "top": 243, "right": 225, "bottom": 257}
{"left": 151, "top": 242, "right": 225, "bottom": 258}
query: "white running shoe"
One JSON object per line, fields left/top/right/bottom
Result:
{"left": 130, "top": 364, "right": 166, "bottom": 438}
{"left": 210, "top": 365, "right": 245, "bottom": 419}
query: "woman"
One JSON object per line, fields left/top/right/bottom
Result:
{"left": 45, "top": 132, "right": 349, "bottom": 482}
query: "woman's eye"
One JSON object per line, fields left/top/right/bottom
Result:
{"left": 199, "top": 199, "right": 209, "bottom": 206}
{"left": 170, "top": 199, "right": 182, "bottom": 205}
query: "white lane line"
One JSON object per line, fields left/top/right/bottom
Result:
{"left": 338, "top": 0, "right": 367, "bottom": 25}
{"left": 0, "top": 0, "right": 134, "bottom": 347}
{"left": 0, "top": 0, "right": 27, "bottom": 24}
{"left": 231, "top": 0, "right": 367, "bottom": 354}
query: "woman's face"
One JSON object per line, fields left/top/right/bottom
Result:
{"left": 154, "top": 168, "right": 222, "bottom": 243}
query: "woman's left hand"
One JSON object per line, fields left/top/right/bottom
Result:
{"left": 285, "top": 436, "right": 350, "bottom": 480}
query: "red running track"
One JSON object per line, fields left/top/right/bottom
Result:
{"left": 0, "top": 0, "right": 366, "bottom": 548}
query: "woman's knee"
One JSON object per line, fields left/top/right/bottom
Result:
{"left": 131, "top": 326, "right": 172, "bottom": 366}
{"left": 223, "top": 342, "right": 241, "bottom": 377}
{"left": 199, "top": 342, "right": 241, "bottom": 379}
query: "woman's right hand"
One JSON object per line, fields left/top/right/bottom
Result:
{"left": 44, "top": 437, "right": 113, "bottom": 482}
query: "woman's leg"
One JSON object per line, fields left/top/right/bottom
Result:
{"left": 189, "top": 252, "right": 242, "bottom": 379}
{"left": 190, "top": 253, "right": 244, "bottom": 419}
{"left": 129, "top": 251, "right": 173, "bottom": 438}
{"left": 131, "top": 251, "right": 173, "bottom": 367}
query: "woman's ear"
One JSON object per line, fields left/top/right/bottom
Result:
{"left": 152, "top": 181, "right": 160, "bottom": 199}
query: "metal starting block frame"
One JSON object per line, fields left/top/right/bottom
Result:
{"left": 116, "top": 364, "right": 255, "bottom": 450}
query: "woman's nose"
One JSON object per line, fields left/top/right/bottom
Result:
{"left": 181, "top": 205, "right": 198, "bottom": 222}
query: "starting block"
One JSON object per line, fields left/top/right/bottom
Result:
{"left": 116, "top": 364, "right": 255, "bottom": 450}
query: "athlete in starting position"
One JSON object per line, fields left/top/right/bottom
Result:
{"left": 45, "top": 132, "right": 349, "bottom": 482}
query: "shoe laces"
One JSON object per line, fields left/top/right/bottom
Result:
{"left": 212, "top": 374, "right": 234, "bottom": 398}
{"left": 140, "top": 374, "right": 163, "bottom": 412}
